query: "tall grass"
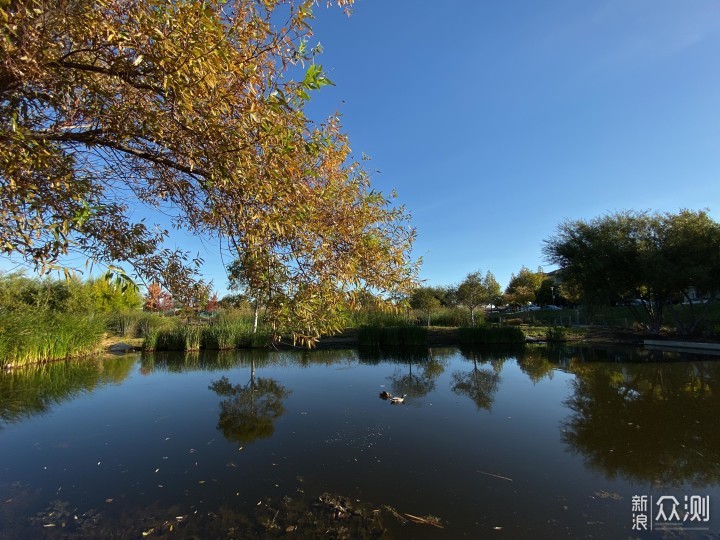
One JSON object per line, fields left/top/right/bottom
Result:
{"left": 143, "top": 311, "right": 268, "bottom": 351}
{"left": 357, "top": 326, "right": 427, "bottom": 349}
{"left": 346, "top": 309, "right": 409, "bottom": 328}
{"left": 457, "top": 325, "right": 526, "bottom": 345}
{"left": 428, "top": 307, "right": 473, "bottom": 327}
{"left": 545, "top": 326, "right": 567, "bottom": 342}
{"left": 0, "top": 311, "right": 106, "bottom": 367}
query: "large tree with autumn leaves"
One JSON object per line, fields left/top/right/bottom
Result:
{"left": 0, "top": 0, "right": 418, "bottom": 344}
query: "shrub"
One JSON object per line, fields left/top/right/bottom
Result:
{"left": 357, "top": 326, "right": 427, "bottom": 348}
{"left": 457, "top": 325, "right": 525, "bottom": 345}
{"left": 545, "top": 326, "right": 567, "bottom": 342}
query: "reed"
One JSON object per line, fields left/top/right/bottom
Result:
{"left": 0, "top": 311, "right": 106, "bottom": 367}
{"left": 457, "top": 325, "right": 525, "bottom": 345}
{"left": 144, "top": 313, "right": 268, "bottom": 351}
{"left": 357, "top": 325, "right": 427, "bottom": 348}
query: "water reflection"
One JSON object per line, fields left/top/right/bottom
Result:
{"left": 0, "top": 356, "right": 135, "bottom": 426}
{"left": 140, "top": 349, "right": 272, "bottom": 373}
{"left": 562, "top": 361, "right": 720, "bottom": 487}
{"left": 385, "top": 349, "right": 448, "bottom": 398}
{"left": 515, "top": 346, "right": 557, "bottom": 384}
{"left": 452, "top": 348, "right": 507, "bottom": 410}
{"left": 209, "top": 359, "right": 291, "bottom": 444}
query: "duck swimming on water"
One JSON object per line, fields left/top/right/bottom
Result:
{"left": 379, "top": 390, "right": 392, "bottom": 399}
{"left": 390, "top": 394, "right": 407, "bottom": 404}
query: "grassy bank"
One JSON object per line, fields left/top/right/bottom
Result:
{"left": 0, "top": 311, "right": 107, "bottom": 368}
{"left": 143, "top": 312, "right": 268, "bottom": 351}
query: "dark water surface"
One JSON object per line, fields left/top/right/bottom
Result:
{"left": 1, "top": 345, "right": 719, "bottom": 539}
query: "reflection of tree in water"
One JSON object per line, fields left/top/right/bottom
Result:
{"left": 563, "top": 361, "right": 720, "bottom": 486}
{"left": 386, "top": 350, "right": 448, "bottom": 398}
{"left": 0, "top": 357, "right": 135, "bottom": 426}
{"left": 451, "top": 350, "right": 501, "bottom": 411}
{"left": 515, "top": 346, "right": 556, "bottom": 384}
{"left": 209, "top": 360, "right": 290, "bottom": 444}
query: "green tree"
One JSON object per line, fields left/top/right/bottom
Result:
{"left": 504, "top": 266, "right": 544, "bottom": 309}
{"left": 0, "top": 0, "right": 417, "bottom": 345}
{"left": 543, "top": 210, "right": 720, "bottom": 334}
{"left": 457, "top": 270, "right": 501, "bottom": 326}
{"left": 410, "top": 287, "right": 441, "bottom": 327}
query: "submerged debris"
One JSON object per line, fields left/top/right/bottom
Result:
{"left": 18, "top": 491, "right": 442, "bottom": 538}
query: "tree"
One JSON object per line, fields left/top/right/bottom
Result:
{"left": 205, "top": 293, "right": 219, "bottom": 313}
{"left": 410, "top": 287, "right": 441, "bottom": 327}
{"left": 543, "top": 209, "right": 720, "bottom": 334}
{"left": 504, "top": 266, "right": 544, "bottom": 308}
{"left": 0, "top": 0, "right": 417, "bottom": 345}
{"left": 456, "top": 270, "right": 501, "bottom": 326}
{"left": 144, "top": 283, "right": 173, "bottom": 313}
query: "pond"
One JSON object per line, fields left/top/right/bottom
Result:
{"left": 1, "top": 345, "right": 719, "bottom": 539}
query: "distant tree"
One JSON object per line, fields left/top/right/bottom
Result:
{"left": 144, "top": 283, "right": 173, "bottom": 313}
{"left": 504, "top": 266, "right": 544, "bottom": 308}
{"left": 543, "top": 209, "right": 720, "bottom": 334}
{"left": 410, "top": 287, "right": 442, "bottom": 327}
{"left": 457, "top": 271, "right": 501, "bottom": 326}
{"left": 228, "top": 253, "right": 283, "bottom": 334}
{"left": 205, "top": 293, "right": 220, "bottom": 314}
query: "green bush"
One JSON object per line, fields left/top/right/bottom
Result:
{"left": 457, "top": 325, "right": 525, "bottom": 345}
{"left": 545, "top": 326, "right": 567, "bottom": 342}
{"left": 357, "top": 325, "right": 427, "bottom": 348}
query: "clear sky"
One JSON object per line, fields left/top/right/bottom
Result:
{"left": 301, "top": 0, "right": 720, "bottom": 291}
{"left": 3, "top": 1, "right": 720, "bottom": 296}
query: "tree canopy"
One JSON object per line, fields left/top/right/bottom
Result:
{"left": 456, "top": 270, "right": 500, "bottom": 326}
{"left": 543, "top": 209, "right": 720, "bottom": 333}
{"left": 504, "top": 266, "right": 544, "bottom": 308}
{"left": 1, "top": 0, "right": 417, "bottom": 344}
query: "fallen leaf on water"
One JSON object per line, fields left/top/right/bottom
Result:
{"left": 198, "top": 480, "right": 205, "bottom": 484}
{"left": 105, "top": 498, "right": 113, "bottom": 503}
{"left": 155, "top": 468, "right": 160, "bottom": 473}
{"left": 43, "top": 524, "right": 56, "bottom": 528}
{"left": 141, "top": 528, "right": 154, "bottom": 536}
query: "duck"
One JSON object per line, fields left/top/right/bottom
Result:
{"left": 379, "top": 390, "right": 392, "bottom": 399}
{"left": 390, "top": 394, "right": 407, "bottom": 404}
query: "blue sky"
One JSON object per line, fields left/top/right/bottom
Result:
{"left": 300, "top": 0, "right": 720, "bottom": 292}
{"left": 3, "top": 1, "right": 720, "bottom": 296}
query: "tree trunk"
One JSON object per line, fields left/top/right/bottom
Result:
{"left": 252, "top": 302, "right": 259, "bottom": 334}
{"left": 470, "top": 307, "right": 475, "bottom": 327}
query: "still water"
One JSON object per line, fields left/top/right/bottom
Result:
{"left": 1, "top": 345, "right": 719, "bottom": 539}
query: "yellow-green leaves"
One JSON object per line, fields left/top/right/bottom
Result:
{"left": 0, "top": 0, "right": 418, "bottom": 342}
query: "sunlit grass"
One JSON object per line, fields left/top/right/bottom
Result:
{"left": 143, "top": 311, "right": 269, "bottom": 351}
{"left": 0, "top": 311, "right": 107, "bottom": 367}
